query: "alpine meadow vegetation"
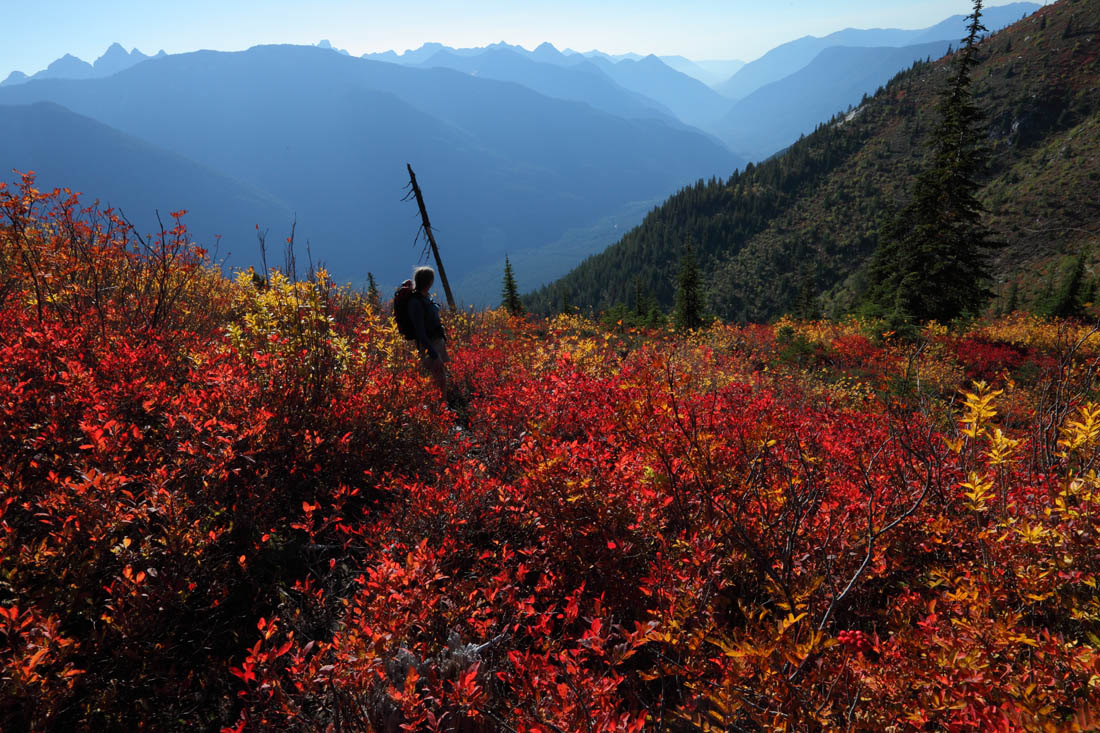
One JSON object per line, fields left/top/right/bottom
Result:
{"left": 2, "top": 174, "right": 1100, "bottom": 730}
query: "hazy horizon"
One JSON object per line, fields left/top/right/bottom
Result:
{"left": 1, "top": 0, "right": 1049, "bottom": 80}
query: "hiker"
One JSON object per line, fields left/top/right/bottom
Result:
{"left": 403, "top": 266, "right": 448, "bottom": 396}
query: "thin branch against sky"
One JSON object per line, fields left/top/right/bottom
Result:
{"left": 1, "top": 0, "right": 1048, "bottom": 79}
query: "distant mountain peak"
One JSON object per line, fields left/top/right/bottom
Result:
{"left": 91, "top": 43, "right": 159, "bottom": 76}
{"left": 43, "top": 54, "right": 94, "bottom": 80}
{"left": 49, "top": 53, "right": 90, "bottom": 70}
{"left": 94, "top": 43, "right": 131, "bottom": 72}
{"left": 315, "top": 39, "right": 350, "bottom": 55}
{"left": 487, "top": 41, "right": 528, "bottom": 53}
{"left": 1, "top": 70, "right": 29, "bottom": 87}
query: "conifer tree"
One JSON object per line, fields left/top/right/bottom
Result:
{"left": 1039, "top": 250, "right": 1094, "bottom": 319}
{"left": 1004, "top": 280, "right": 1019, "bottom": 314}
{"left": 674, "top": 241, "right": 705, "bottom": 331}
{"left": 645, "top": 303, "right": 667, "bottom": 328}
{"left": 863, "top": 0, "right": 996, "bottom": 328}
{"left": 633, "top": 277, "right": 648, "bottom": 321}
{"left": 501, "top": 256, "right": 525, "bottom": 316}
{"left": 366, "top": 272, "right": 380, "bottom": 307}
{"left": 795, "top": 270, "right": 819, "bottom": 320}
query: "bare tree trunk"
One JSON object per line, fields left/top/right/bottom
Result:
{"left": 406, "top": 164, "right": 457, "bottom": 311}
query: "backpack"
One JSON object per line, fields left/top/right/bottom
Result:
{"left": 392, "top": 280, "right": 417, "bottom": 339}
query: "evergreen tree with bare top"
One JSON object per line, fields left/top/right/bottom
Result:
{"left": 863, "top": 0, "right": 998, "bottom": 328}
{"left": 501, "top": 256, "right": 525, "bottom": 316}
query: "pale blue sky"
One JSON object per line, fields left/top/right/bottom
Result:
{"left": 2, "top": 1, "right": 1042, "bottom": 78}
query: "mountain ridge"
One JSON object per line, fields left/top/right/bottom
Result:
{"left": 717, "top": 40, "right": 954, "bottom": 160}
{"left": 2, "top": 43, "right": 166, "bottom": 87}
{"left": 0, "top": 44, "right": 742, "bottom": 299}
{"left": 0, "top": 100, "right": 294, "bottom": 257}
{"left": 528, "top": 0, "right": 1100, "bottom": 321}
{"left": 414, "top": 47, "right": 679, "bottom": 123}
{"left": 715, "top": 2, "right": 1040, "bottom": 100}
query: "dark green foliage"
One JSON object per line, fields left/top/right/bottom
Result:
{"left": 600, "top": 302, "right": 631, "bottom": 329}
{"left": 643, "top": 304, "right": 667, "bottom": 328}
{"left": 501, "top": 256, "right": 525, "bottom": 316}
{"left": 794, "top": 270, "right": 821, "bottom": 320}
{"left": 599, "top": 292, "right": 666, "bottom": 330}
{"left": 366, "top": 272, "right": 380, "bottom": 307}
{"left": 673, "top": 241, "right": 705, "bottom": 331}
{"left": 775, "top": 323, "right": 827, "bottom": 369}
{"left": 862, "top": 0, "right": 997, "bottom": 327}
{"left": 1003, "top": 280, "right": 1020, "bottom": 314}
{"left": 1036, "top": 249, "right": 1095, "bottom": 318}
{"left": 557, "top": 290, "right": 574, "bottom": 315}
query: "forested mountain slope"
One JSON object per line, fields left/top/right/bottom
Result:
{"left": 529, "top": 0, "right": 1100, "bottom": 322}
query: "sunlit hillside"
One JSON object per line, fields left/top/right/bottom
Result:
{"left": 532, "top": 0, "right": 1100, "bottom": 322}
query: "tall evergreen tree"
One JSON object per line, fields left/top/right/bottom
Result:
{"left": 632, "top": 277, "right": 648, "bottom": 321}
{"left": 1003, "top": 280, "right": 1020, "bottom": 315}
{"left": 501, "top": 256, "right": 525, "bottom": 316}
{"left": 794, "top": 270, "right": 820, "bottom": 320}
{"left": 366, "top": 272, "right": 380, "bottom": 308}
{"left": 863, "top": 0, "right": 996, "bottom": 328}
{"left": 559, "top": 290, "right": 573, "bottom": 315}
{"left": 1039, "top": 249, "right": 1094, "bottom": 319}
{"left": 673, "top": 241, "right": 705, "bottom": 331}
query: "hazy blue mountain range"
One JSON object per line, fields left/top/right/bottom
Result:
{"left": 363, "top": 42, "right": 466, "bottom": 65}
{"left": 584, "top": 54, "right": 731, "bottom": 130}
{"left": 715, "top": 1, "right": 1039, "bottom": 100}
{"left": 659, "top": 56, "right": 746, "bottom": 86}
{"left": 362, "top": 41, "right": 526, "bottom": 65}
{"left": 346, "top": 2, "right": 1038, "bottom": 154}
{"left": 0, "top": 101, "right": 294, "bottom": 254}
{"left": 1, "top": 43, "right": 165, "bottom": 87}
{"left": 364, "top": 42, "right": 744, "bottom": 88}
{"left": 414, "top": 47, "right": 677, "bottom": 123}
{"left": 374, "top": 41, "right": 730, "bottom": 129}
{"left": 571, "top": 50, "right": 644, "bottom": 63}
{"left": 0, "top": 45, "right": 742, "bottom": 301}
{"left": 315, "top": 40, "right": 351, "bottom": 56}
{"left": 717, "top": 40, "right": 954, "bottom": 160}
